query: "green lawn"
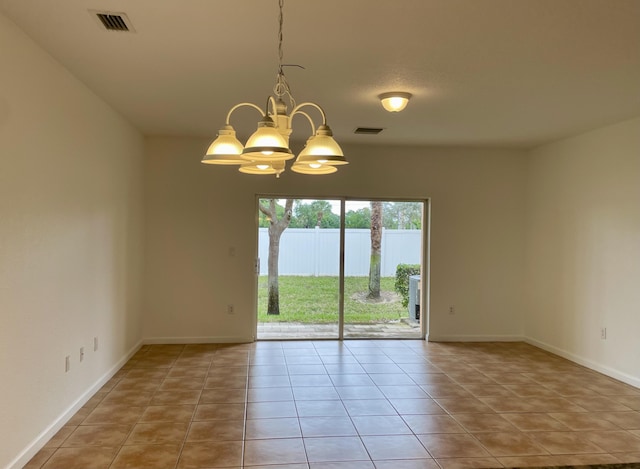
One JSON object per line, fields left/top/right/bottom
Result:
{"left": 257, "top": 276, "right": 407, "bottom": 323}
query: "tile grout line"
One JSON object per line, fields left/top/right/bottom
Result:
{"left": 174, "top": 344, "right": 211, "bottom": 469}
{"left": 289, "top": 344, "right": 311, "bottom": 468}
{"left": 240, "top": 347, "right": 250, "bottom": 469}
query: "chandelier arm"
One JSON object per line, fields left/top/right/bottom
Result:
{"left": 288, "top": 110, "right": 316, "bottom": 135}
{"left": 290, "top": 102, "right": 328, "bottom": 126}
{"left": 267, "top": 96, "right": 279, "bottom": 117}
{"left": 225, "top": 102, "right": 265, "bottom": 125}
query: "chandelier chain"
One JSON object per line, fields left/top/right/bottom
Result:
{"left": 278, "top": 0, "right": 284, "bottom": 72}
{"left": 273, "top": 0, "right": 295, "bottom": 108}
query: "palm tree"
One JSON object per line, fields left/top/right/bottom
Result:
{"left": 368, "top": 201, "right": 383, "bottom": 299}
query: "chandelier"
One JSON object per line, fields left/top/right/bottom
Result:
{"left": 202, "top": 0, "right": 347, "bottom": 177}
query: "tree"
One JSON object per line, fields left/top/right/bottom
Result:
{"left": 345, "top": 207, "right": 371, "bottom": 228}
{"left": 259, "top": 199, "right": 293, "bottom": 315}
{"left": 383, "top": 202, "right": 422, "bottom": 230}
{"left": 290, "top": 200, "right": 339, "bottom": 228}
{"left": 258, "top": 201, "right": 286, "bottom": 227}
{"left": 368, "top": 201, "right": 383, "bottom": 299}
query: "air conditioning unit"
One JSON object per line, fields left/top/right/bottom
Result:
{"left": 408, "top": 275, "right": 421, "bottom": 321}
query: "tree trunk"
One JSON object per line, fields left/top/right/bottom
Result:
{"left": 368, "top": 201, "right": 383, "bottom": 299}
{"left": 266, "top": 235, "right": 280, "bottom": 314}
{"left": 259, "top": 199, "right": 293, "bottom": 315}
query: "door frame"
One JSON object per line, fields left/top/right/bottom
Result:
{"left": 253, "top": 195, "right": 430, "bottom": 341}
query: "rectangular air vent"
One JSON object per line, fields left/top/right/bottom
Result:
{"left": 91, "top": 11, "right": 134, "bottom": 32}
{"left": 354, "top": 127, "right": 384, "bottom": 135}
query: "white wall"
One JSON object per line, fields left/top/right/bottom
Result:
{"left": 0, "top": 13, "right": 145, "bottom": 468}
{"left": 143, "top": 138, "right": 527, "bottom": 342}
{"left": 524, "top": 117, "right": 640, "bottom": 386}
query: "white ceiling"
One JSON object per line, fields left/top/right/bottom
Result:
{"left": 2, "top": 0, "right": 639, "bottom": 148}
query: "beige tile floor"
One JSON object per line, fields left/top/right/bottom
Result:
{"left": 25, "top": 341, "right": 640, "bottom": 469}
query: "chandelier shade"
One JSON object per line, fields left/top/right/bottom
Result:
{"left": 291, "top": 161, "right": 338, "bottom": 175}
{"left": 201, "top": 125, "right": 245, "bottom": 165}
{"left": 296, "top": 125, "right": 347, "bottom": 165}
{"left": 239, "top": 160, "right": 286, "bottom": 176}
{"left": 296, "top": 152, "right": 348, "bottom": 166}
{"left": 201, "top": 0, "right": 347, "bottom": 177}
{"left": 241, "top": 116, "right": 294, "bottom": 161}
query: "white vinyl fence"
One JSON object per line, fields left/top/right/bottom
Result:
{"left": 258, "top": 228, "right": 421, "bottom": 277}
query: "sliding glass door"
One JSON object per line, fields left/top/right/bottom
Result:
{"left": 256, "top": 197, "right": 425, "bottom": 340}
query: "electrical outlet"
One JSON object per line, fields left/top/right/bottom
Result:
{"left": 65, "top": 356, "right": 71, "bottom": 372}
{"left": 601, "top": 327, "right": 607, "bottom": 340}
{"left": 80, "top": 347, "right": 85, "bottom": 362}
{"left": 227, "top": 304, "right": 235, "bottom": 315}
{"left": 94, "top": 337, "right": 99, "bottom": 352}
{"left": 448, "top": 305, "right": 455, "bottom": 315}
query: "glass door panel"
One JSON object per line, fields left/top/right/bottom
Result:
{"left": 343, "top": 200, "right": 423, "bottom": 339}
{"left": 256, "top": 198, "right": 341, "bottom": 339}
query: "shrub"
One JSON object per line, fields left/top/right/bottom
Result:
{"left": 394, "top": 264, "right": 421, "bottom": 308}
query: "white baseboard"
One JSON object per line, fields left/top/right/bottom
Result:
{"left": 525, "top": 337, "right": 640, "bottom": 389}
{"left": 7, "top": 340, "right": 143, "bottom": 469}
{"left": 428, "top": 334, "right": 525, "bottom": 342}
{"left": 143, "top": 336, "right": 254, "bottom": 344}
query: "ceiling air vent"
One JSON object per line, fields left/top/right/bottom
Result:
{"left": 91, "top": 11, "right": 134, "bottom": 32}
{"left": 354, "top": 127, "right": 384, "bottom": 135}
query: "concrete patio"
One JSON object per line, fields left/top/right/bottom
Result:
{"left": 257, "top": 320, "right": 422, "bottom": 340}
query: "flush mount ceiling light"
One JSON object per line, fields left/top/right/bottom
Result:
{"left": 378, "top": 92, "right": 412, "bottom": 112}
{"left": 202, "top": 0, "right": 347, "bottom": 178}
